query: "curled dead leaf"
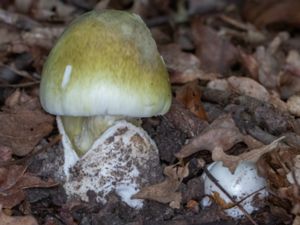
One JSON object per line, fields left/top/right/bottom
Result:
{"left": 159, "top": 44, "right": 216, "bottom": 84}
{"left": 30, "top": 0, "right": 75, "bottom": 21}
{"left": 243, "top": 0, "right": 300, "bottom": 28}
{"left": 212, "top": 137, "right": 284, "bottom": 173}
{"left": 279, "top": 43, "right": 300, "bottom": 99}
{"left": 227, "top": 76, "right": 270, "bottom": 102}
{"left": 207, "top": 78, "right": 230, "bottom": 92}
{"left": 250, "top": 32, "right": 288, "bottom": 90}
{"left": 285, "top": 50, "right": 300, "bottom": 77}
{"left": 175, "top": 114, "right": 244, "bottom": 159}
{"left": 0, "top": 110, "right": 53, "bottom": 156}
{"left": 0, "top": 146, "right": 12, "bottom": 161}
{"left": 191, "top": 21, "right": 238, "bottom": 74}
{"left": 293, "top": 216, "right": 300, "bottom": 225}
{"left": 286, "top": 155, "right": 300, "bottom": 185}
{"left": 0, "top": 164, "right": 57, "bottom": 209}
{"left": 0, "top": 90, "right": 54, "bottom": 156}
{"left": 239, "top": 49, "right": 259, "bottom": 81}
{"left": 132, "top": 163, "right": 189, "bottom": 208}
{"left": 175, "top": 81, "right": 208, "bottom": 120}
{"left": 256, "top": 146, "right": 300, "bottom": 219}
{"left": 287, "top": 95, "right": 300, "bottom": 117}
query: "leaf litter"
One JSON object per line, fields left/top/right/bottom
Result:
{"left": 0, "top": 90, "right": 54, "bottom": 156}
{"left": 0, "top": 204, "right": 38, "bottom": 225}
{"left": 133, "top": 163, "right": 189, "bottom": 209}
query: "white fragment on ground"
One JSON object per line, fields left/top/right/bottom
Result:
{"left": 63, "top": 120, "right": 162, "bottom": 209}
{"left": 202, "top": 161, "right": 268, "bottom": 218}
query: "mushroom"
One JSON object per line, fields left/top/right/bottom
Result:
{"left": 39, "top": 10, "right": 172, "bottom": 174}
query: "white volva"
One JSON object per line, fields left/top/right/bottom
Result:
{"left": 63, "top": 121, "right": 162, "bottom": 208}
{"left": 202, "top": 161, "right": 268, "bottom": 218}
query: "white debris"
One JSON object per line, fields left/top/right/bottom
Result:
{"left": 202, "top": 161, "right": 268, "bottom": 218}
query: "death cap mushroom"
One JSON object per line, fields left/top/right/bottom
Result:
{"left": 40, "top": 10, "right": 172, "bottom": 119}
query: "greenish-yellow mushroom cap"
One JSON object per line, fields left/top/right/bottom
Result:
{"left": 40, "top": 10, "right": 172, "bottom": 117}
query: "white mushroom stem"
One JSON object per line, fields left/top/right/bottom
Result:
{"left": 59, "top": 115, "right": 140, "bottom": 156}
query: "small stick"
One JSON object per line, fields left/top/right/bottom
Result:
{"left": 203, "top": 166, "right": 259, "bottom": 225}
{"left": 0, "top": 81, "right": 40, "bottom": 88}
{"left": 0, "top": 63, "right": 38, "bottom": 81}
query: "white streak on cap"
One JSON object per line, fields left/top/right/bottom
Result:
{"left": 61, "top": 65, "right": 72, "bottom": 88}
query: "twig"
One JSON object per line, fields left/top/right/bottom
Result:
{"left": 218, "top": 14, "right": 250, "bottom": 31}
{"left": 230, "top": 186, "right": 267, "bottom": 208}
{"left": 0, "top": 81, "right": 40, "bottom": 88}
{"left": 203, "top": 166, "right": 259, "bottom": 225}
{"left": 0, "top": 63, "right": 38, "bottom": 81}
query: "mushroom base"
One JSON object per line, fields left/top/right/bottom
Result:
{"left": 60, "top": 120, "right": 162, "bottom": 208}
{"left": 60, "top": 115, "right": 140, "bottom": 156}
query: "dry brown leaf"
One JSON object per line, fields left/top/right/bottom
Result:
{"left": 278, "top": 185, "right": 300, "bottom": 215}
{"left": 207, "top": 78, "right": 230, "bottom": 91}
{"left": 211, "top": 137, "right": 284, "bottom": 173}
{"left": 0, "top": 90, "right": 54, "bottom": 156}
{"left": 0, "top": 191, "right": 25, "bottom": 210}
{"left": 280, "top": 71, "right": 300, "bottom": 99}
{"left": 254, "top": 33, "right": 288, "bottom": 89}
{"left": 286, "top": 155, "right": 300, "bottom": 185}
{"left": 239, "top": 49, "right": 259, "bottom": 81}
{"left": 175, "top": 114, "right": 244, "bottom": 159}
{"left": 227, "top": 76, "right": 270, "bottom": 102}
{"left": 255, "top": 142, "right": 298, "bottom": 221}
{"left": 0, "top": 164, "right": 57, "bottom": 209}
{"left": 243, "top": 0, "right": 300, "bottom": 28}
{"left": 254, "top": 46, "right": 280, "bottom": 88}
{"left": 191, "top": 20, "right": 238, "bottom": 74}
{"left": 132, "top": 163, "right": 189, "bottom": 208}
{"left": 29, "top": 0, "right": 75, "bottom": 21}
{"left": 208, "top": 77, "right": 287, "bottom": 111}
{"left": 269, "top": 90, "right": 288, "bottom": 112}
{"left": 21, "top": 26, "right": 64, "bottom": 50}
{"left": 0, "top": 204, "right": 38, "bottom": 225}
{"left": 0, "top": 165, "right": 26, "bottom": 191}
{"left": 0, "top": 110, "right": 53, "bottom": 156}
{"left": 0, "top": 146, "right": 12, "bottom": 161}
{"left": 287, "top": 95, "right": 300, "bottom": 117}
{"left": 175, "top": 81, "right": 208, "bottom": 120}
{"left": 0, "top": 26, "right": 20, "bottom": 46}
{"left": 164, "top": 99, "right": 209, "bottom": 139}
{"left": 258, "top": 148, "right": 296, "bottom": 190}
{"left": 159, "top": 44, "right": 216, "bottom": 84}
{"left": 280, "top": 50, "right": 300, "bottom": 98}
{"left": 5, "top": 89, "right": 27, "bottom": 108}
{"left": 293, "top": 216, "right": 300, "bottom": 225}
{"left": 286, "top": 50, "right": 300, "bottom": 76}
{"left": 176, "top": 114, "right": 282, "bottom": 173}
